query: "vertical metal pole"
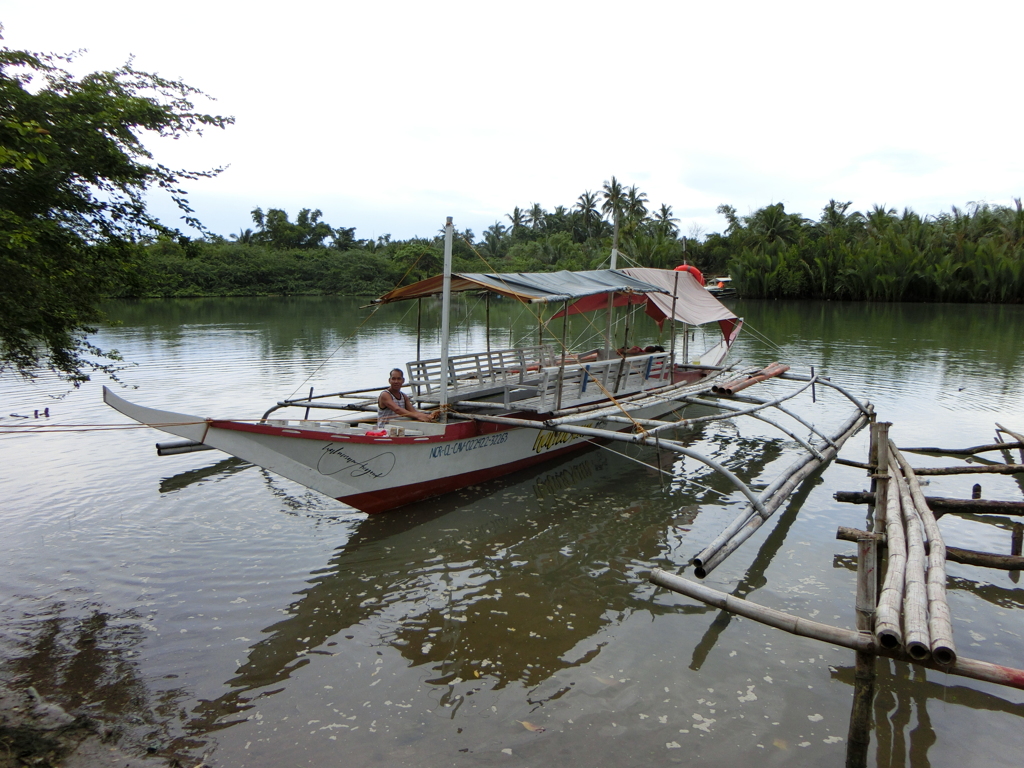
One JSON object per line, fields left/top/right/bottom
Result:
{"left": 622, "top": 299, "right": 633, "bottom": 351}
{"left": 416, "top": 298, "right": 422, "bottom": 363}
{"left": 669, "top": 271, "right": 679, "bottom": 372}
{"left": 603, "top": 211, "right": 620, "bottom": 360}
{"left": 557, "top": 300, "right": 569, "bottom": 410}
{"left": 438, "top": 217, "right": 454, "bottom": 424}
{"left": 485, "top": 292, "right": 491, "bottom": 354}
{"left": 303, "top": 387, "right": 313, "bottom": 420}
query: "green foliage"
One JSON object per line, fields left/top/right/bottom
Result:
{"left": 127, "top": 242, "right": 398, "bottom": 297}
{"left": 0, "top": 43, "right": 232, "bottom": 383}
{"left": 717, "top": 199, "right": 1024, "bottom": 303}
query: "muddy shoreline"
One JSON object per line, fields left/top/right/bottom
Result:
{"left": 0, "top": 684, "right": 198, "bottom": 768}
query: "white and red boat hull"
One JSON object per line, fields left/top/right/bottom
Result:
{"left": 103, "top": 386, "right": 685, "bottom": 513}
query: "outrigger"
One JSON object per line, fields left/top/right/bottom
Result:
{"left": 105, "top": 218, "right": 870, "bottom": 523}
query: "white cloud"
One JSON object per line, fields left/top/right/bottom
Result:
{"left": 5, "top": 1, "right": 1022, "bottom": 240}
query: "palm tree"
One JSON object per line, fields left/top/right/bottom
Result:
{"left": 481, "top": 222, "right": 507, "bottom": 259}
{"left": 601, "top": 176, "right": 626, "bottom": 224}
{"left": 746, "top": 203, "right": 804, "bottom": 248}
{"left": 505, "top": 206, "right": 526, "bottom": 235}
{"left": 601, "top": 176, "right": 627, "bottom": 265}
{"left": 574, "top": 190, "right": 600, "bottom": 239}
{"left": 525, "top": 203, "right": 546, "bottom": 231}
{"left": 625, "top": 185, "right": 649, "bottom": 225}
{"left": 865, "top": 204, "right": 896, "bottom": 239}
{"left": 653, "top": 203, "right": 679, "bottom": 237}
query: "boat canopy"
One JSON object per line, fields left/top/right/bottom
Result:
{"left": 552, "top": 268, "right": 738, "bottom": 332}
{"left": 375, "top": 269, "right": 671, "bottom": 305}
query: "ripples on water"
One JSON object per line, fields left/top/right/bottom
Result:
{"left": 2, "top": 297, "right": 1024, "bottom": 766}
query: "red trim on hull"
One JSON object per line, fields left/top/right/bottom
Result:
{"left": 340, "top": 437, "right": 597, "bottom": 513}
{"left": 209, "top": 416, "right": 514, "bottom": 443}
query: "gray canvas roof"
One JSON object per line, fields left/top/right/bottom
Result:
{"left": 375, "top": 269, "right": 670, "bottom": 304}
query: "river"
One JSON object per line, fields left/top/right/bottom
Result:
{"left": 1, "top": 297, "right": 1023, "bottom": 766}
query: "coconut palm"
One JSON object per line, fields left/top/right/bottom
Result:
{"left": 574, "top": 190, "right": 600, "bottom": 238}
{"left": 625, "top": 185, "right": 649, "bottom": 225}
{"left": 601, "top": 176, "right": 627, "bottom": 224}
{"left": 601, "top": 176, "right": 628, "bottom": 264}
{"left": 525, "top": 203, "right": 547, "bottom": 231}
{"left": 653, "top": 203, "right": 679, "bottom": 237}
{"left": 505, "top": 206, "right": 526, "bottom": 235}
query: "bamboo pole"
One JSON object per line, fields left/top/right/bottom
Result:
{"left": 776, "top": 371, "right": 873, "bottom": 414}
{"left": 894, "top": 470, "right": 930, "bottom": 661}
{"left": 873, "top": 422, "right": 892, "bottom": 534}
{"left": 890, "top": 443, "right": 956, "bottom": 666}
{"left": 848, "top": 535, "right": 877, "bottom": 768}
{"left": 874, "top": 451, "right": 906, "bottom": 651}
{"left": 995, "top": 423, "right": 1024, "bottom": 463}
{"left": 837, "top": 527, "right": 1024, "bottom": 571}
{"left": 648, "top": 570, "right": 1024, "bottom": 691}
{"left": 834, "top": 491, "right": 1024, "bottom": 515}
{"left": 899, "top": 441, "right": 1024, "bottom": 456}
{"left": 712, "top": 362, "right": 790, "bottom": 395}
{"left": 456, "top": 410, "right": 769, "bottom": 515}
{"left": 910, "top": 465, "right": 1024, "bottom": 476}
{"left": 1012, "top": 523, "right": 1023, "bottom": 583}
{"left": 692, "top": 406, "right": 872, "bottom": 577}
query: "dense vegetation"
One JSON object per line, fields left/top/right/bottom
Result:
{"left": 1, "top": 38, "right": 231, "bottom": 383}
{"left": 123, "top": 178, "right": 695, "bottom": 298}
{"left": 717, "top": 199, "right": 1024, "bottom": 302}
{"left": 126, "top": 192, "right": 1024, "bottom": 305}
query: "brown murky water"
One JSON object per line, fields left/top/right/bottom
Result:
{"left": 2, "top": 297, "right": 1023, "bottom": 766}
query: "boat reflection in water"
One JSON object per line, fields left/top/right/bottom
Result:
{"left": 187, "top": 426, "right": 782, "bottom": 732}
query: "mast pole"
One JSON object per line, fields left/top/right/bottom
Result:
{"left": 439, "top": 217, "right": 454, "bottom": 424}
{"left": 669, "top": 270, "right": 679, "bottom": 377}
{"left": 603, "top": 210, "right": 620, "bottom": 360}
{"left": 485, "top": 292, "right": 491, "bottom": 354}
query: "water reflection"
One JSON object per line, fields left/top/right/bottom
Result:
{"left": 183, "top": 421, "right": 792, "bottom": 736}
{"left": 159, "top": 457, "right": 250, "bottom": 494}
{"left": 831, "top": 660, "right": 1024, "bottom": 767}
{"left": 1, "top": 600, "right": 204, "bottom": 763}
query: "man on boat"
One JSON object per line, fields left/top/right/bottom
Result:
{"left": 378, "top": 368, "right": 436, "bottom": 427}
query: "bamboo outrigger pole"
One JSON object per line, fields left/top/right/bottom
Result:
{"left": 649, "top": 570, "right": 1024, "bottom": 691}
{"left": 692, "top": 404, "right": 872, "bottom": 578}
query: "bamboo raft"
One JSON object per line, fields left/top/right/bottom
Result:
{"left": 649, "top": 419, "right": 1024, "bottom": 765}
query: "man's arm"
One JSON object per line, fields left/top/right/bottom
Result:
{"left": 379, "top": 392, "right": 435, "bottom": 423}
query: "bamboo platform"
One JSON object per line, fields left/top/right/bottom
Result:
{"left": 649, "top": 419, "right": 1024, "bottom": 767}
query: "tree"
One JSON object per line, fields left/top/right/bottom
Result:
{"left": 250, "top": 207, "right": 336, "bottom": 249}
{"left": 653, "top": 203, "right": 679, "bottom": 237}
{"left": 0, "top": 41, "right": 232, "bottom": 384}
{"left": 574, "top": 190, "right": 600, "bottom": 239}
{"left": 601, "top": 176, "right": 627, "bottom": 263}
{"left": 525, "top": 202, "right": 546, "bottom": 231}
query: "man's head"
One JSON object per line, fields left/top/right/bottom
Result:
{"left": 389, "top": 369, "right": 405, "bottom": 389}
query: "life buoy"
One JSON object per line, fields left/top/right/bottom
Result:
{"left": 674, "top": 264, "right": 705, "bottom": 286}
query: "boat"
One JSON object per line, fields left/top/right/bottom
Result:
{"left": 706, "top": 276, "right": 735, "bottom": 298}
{"left": 104, "top": 218, "right": 758, "bottom": 514}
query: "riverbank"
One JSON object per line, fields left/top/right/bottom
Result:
{"left": 0, "top": 684, "right": 190, "bottom": 768}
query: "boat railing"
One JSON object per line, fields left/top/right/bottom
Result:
{"left": 508, "top": 352, "right": 673, "bottom": 412}
{"left": 408, "top": 346, "right": 673, "bottom": 412}
{"left": 407, "top": 345, "right": 556, "bottom": 400}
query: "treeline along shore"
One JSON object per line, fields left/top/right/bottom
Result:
{"left": 121, "top": 193, "right": 1024, "bottom": 303}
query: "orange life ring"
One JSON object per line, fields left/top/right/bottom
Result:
{"left": 674, "top": 264, "right": 705, "bottom": 286}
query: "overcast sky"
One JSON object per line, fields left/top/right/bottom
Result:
{"left": 5, "top": 1, "right": 1022, "bottom": 242}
